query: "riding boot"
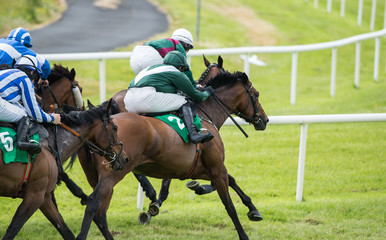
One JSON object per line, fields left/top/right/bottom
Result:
{"left": 180, "top": 100, "right": 214, "bottom": 144}
{"left": 16, "top": 116, "right": 41, "bottom": 154}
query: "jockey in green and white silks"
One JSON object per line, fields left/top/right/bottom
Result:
{"left": 130, "top": 28, "right": 195, "bottom": 85}
{"left": 124, "top": 51, "right": 214, "bottom": 144}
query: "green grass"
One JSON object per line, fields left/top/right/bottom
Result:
{"left": 0, "top": 0, "right": 385, "bottom": 239}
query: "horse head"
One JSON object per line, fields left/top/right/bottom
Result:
{"left": 60, "top": 99, "right": 128, "bottom": 170}
{"left": 39, "top": 64, "right": 85, "bottom": 112}
{"left": 205, "top": 71, "right": 269, "bottom": 130}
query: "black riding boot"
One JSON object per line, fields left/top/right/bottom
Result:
{"left": 180, "top": 101, "right": 214, "bottom": 144}
{"left": 16, "top": 116, "right": 41, "bottom": 154}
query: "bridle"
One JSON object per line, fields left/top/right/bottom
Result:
{"left": 38, "top": 77, "right": 84, "bottom": 112}
{"left": 213, "top": 79, "right": 263, "bottom": 126}
{"left": 197, "top": 63, "right": 226, "bottom": 83}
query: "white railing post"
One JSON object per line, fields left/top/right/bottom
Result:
{"left": 331, "top": 47, "right": 337, "bottom": 97}
{"left": 370, "top": 0, "right": 377, "bottom": 30}
{"left": 358, "top": 0, "right": 364, "bottom": 27}
{"left": 99, "top": 59, "right": 106, "bottom": 103}
{"left": 291, "top": 52, "right": 298, "bottom": 105}
{"left": 296, "top": 124, "right": 308, "bottom": 202}
{"left": 314, "top": 0, "right": 318, "bottom": 8}
{"left": 374, "top": 37, "right": 380, "bottom": 82}
{"left": 243, "top": 53, "right": 250, "bottom": 77}
{"left": 341, "top": 0, "right": 346, "bottom": 18}
{"left": 327, "top": 0, "right": 332, "bottom": 13}
{"left": 355, "top": 41, "right": 361, "bottom": 88}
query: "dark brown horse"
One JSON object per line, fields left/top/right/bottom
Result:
{"left": 0, "top": 99, "right": 126, "bottom": 240}
{"left": 37, "top": 64, "right": 84, "bottom": 113}
{"left": 76, "top": 66, "right": 269, "bottom": 240}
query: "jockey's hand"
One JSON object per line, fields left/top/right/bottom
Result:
{"left": 196, "top": 84, "right": 203, "bottom": 88}
{"left": 204, "top": 86, "right": 215, "bottom": 96}
{"left": 38, "top": 79, "right": 49, "bottom": 86}
{"left": 51, "top": 113, "right": 61, "bottom": 124}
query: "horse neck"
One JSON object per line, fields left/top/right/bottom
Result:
{"left": 198, "top": 86, "right": 236, "bottom": 130}
{"left": 47, "top": 121, "right": 98, "bottom": 161}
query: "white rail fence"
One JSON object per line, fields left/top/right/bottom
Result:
{"left": 306, "top": 0, "right": 385, "bottom": 30}
{"left": 225, "top": 113, "right": 386, "bottom": 201}
{"left": 44, "top": 29, "right": 386, "bottom": 105}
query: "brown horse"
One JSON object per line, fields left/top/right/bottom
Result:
{"left": 76, "top": 67, "right": 269, "bottom": 240}
{"left": 0, "top": 99, "right": 126, "bottom": 240}
{"left": 37, "top": 64, "right": 84, "bottom": 113}
{"left": 76, "top": 56, "right": 226, "bottom": 221}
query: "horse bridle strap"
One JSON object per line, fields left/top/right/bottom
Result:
{"left": 59, "top": 122, "right": 119, "bottom": 161}
{"left": 211, "top": 94, "right": 249, "bottom": 138}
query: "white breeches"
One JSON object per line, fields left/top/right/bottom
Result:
{"left": 124, "top": 87, "right": 187, "bottom": 114}
{"left": 130, "top": 45, "right": 163, "bottom": 75}
{"left": 0, "top": 97, "right": 26, "bottom": 122}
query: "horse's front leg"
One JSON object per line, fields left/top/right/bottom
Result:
{"left": 209, "top": 169, "right": 249, "bottom": 240}
{"left": 76, "top": 177, "right": 115, "bottom": 240}
{"left": 39, "top": 192, "right": 75, "bottom": 240}
{"left": 2, "top": 193, "right": 44, "bottom": 240}
{"left": 228, "top": 174, "right": 263, "bottom": 221}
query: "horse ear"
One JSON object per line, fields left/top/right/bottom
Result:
{"left": 70, "top": 68, "right": 76, "bottom": 80}
{"left": 203, "top": 55, "right": 210, "bottom": 67}
{"left": 218, "top": 56, "right": 223, "bottom": 68}
{"left": 87, "top": 99, "right": 95, "bottom": 109}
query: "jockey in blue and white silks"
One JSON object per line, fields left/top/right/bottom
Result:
{"left": 0, "top": 56, "right": 56, "bottom": 124}
{"left": 0, "top": 27, "right": 51, "bottom": 80}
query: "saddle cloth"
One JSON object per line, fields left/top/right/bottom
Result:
{"left": 0, "top": 122, "right": 48, "bottom": 164}
{"left": 154, "top": 114, "right": 202, "bottom": 143}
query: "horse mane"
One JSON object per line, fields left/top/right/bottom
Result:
{"left": 47, "top": 64, "right": 74, "bottom": 84}
{"left": 205, "top": 71, "right": 249, "bottom": 89}
{"left": 60, "top": 101, "right": 112, "bottom": 127}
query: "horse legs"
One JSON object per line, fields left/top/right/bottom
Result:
{"left": 228, "top": 174, "right": 263, "bottom": 221}
{"left": 39, "top": 192, "right": 75, "bottom": 240}
{"left": 157, "top": 179, "right": 172, "bottom": 207}
{"left": 210, "top": 171, "right": 249, "bottom": 240}
{"left": 76, "top": 176, "right": 119, "bottom": 240}
{"left": 2, "top": 193, "right": 44, "bottom": 239}
{"left": 187, "top": 175, "right": 263, "bottom": 221}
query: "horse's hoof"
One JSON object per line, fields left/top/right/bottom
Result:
{"left": 148, "top": 202, "right": 160, "bottom": 216}
{"left": 138, "top": 212, "right": 151, "bottom": 225}
{"left": 248, "top": 210, "right": 263, "bottom": 221}
{"left": 186, "top": 180, "right": 200, "bottom": 191}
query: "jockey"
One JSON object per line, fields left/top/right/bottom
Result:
{"left": 124, "top": 51, "right": 214, "bottom": 144}
{"left": 0, "top": 55, "right": 61, "bottom": 154}
{"left": 130, "top": 28, "right": 196, "bottom": 86}
{"left": 0, "top": 27, "right": 51, "bottom": 83}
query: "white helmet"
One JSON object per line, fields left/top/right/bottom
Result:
{"left": 171, "top": 28, "right": 194, "bottom": 49}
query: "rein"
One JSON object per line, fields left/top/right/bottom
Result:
{"left": 210, "top": 79, "right": 263, "bottom": 137}
{"left": 59, "top": 119, "right": 123, "bottom": 167}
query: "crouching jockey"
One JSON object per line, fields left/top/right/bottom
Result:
{"left": 0, "top": 55, "right": 61, "bottom": 154}
{"left": 124, "top": 51, "right": 214, "bottom": 144}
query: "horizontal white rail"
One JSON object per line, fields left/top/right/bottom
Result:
{"left": 224, "top": 113, "right": 386, "bottom": 201}
{"left": 44, "top": 29, "right": 386, "bottom": 105}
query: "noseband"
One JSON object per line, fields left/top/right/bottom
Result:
{"left": 92, "top": 115, "right": 124, "bottom": 168}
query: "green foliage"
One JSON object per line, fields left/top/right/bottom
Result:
{"left": 0, "top": 0, "right": 62, "bottom": 35}
{"left": 0, "top": 0, "right": 385, "bottom": 239}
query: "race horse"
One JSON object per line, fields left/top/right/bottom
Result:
{"left": 76, "top": 56, "right": 227, "bottom": 222}
{"left": 0, "top": 99, "right": 127, "bottom": 240}
{"left": 76, "top": 63, "right": 269, "bottom": 239}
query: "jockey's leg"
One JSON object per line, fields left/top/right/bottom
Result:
{"left": 180, "top": 100, "right": 214, "bottom": 144}
{"left": 17, "top": 116, "right": 41, "bottom": 154}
